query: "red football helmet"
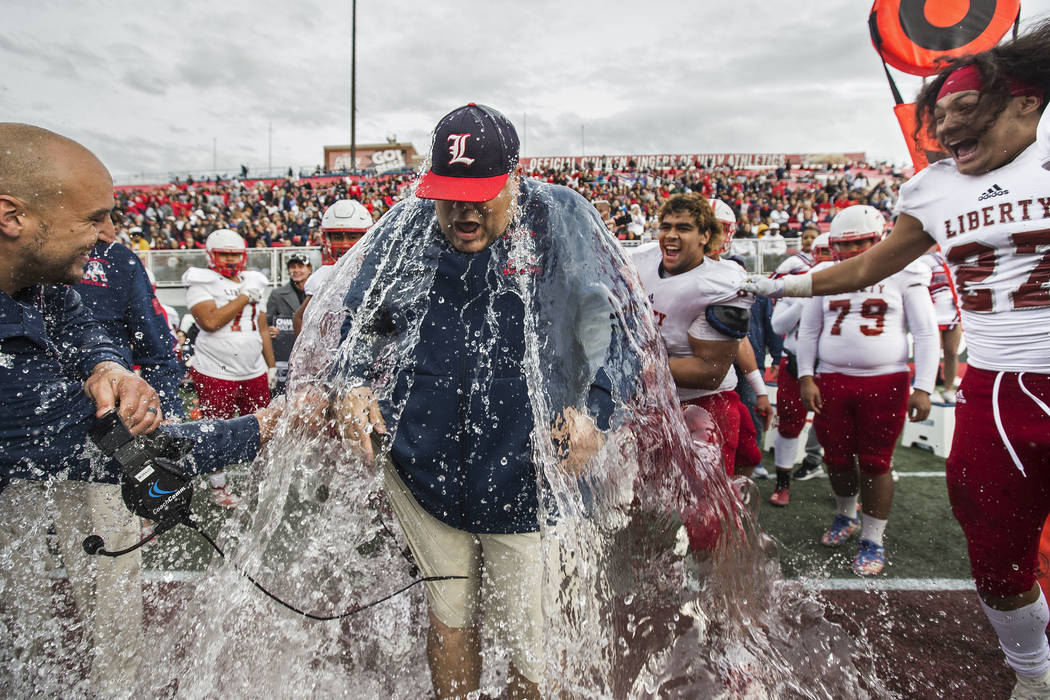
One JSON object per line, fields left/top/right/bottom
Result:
{"left": 828, "top": 206, "right": 886, "bottom": 261}
{"left": 206, "top": 229, "right": 247, "bottom": 278}
{"left": 320, "top": 200, "right": 372, "bottom": 264}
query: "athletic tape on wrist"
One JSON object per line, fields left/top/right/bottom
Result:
{"left": 745, "top": 369, "right": 768, "bottom": 397}
{"left": 783, "top": 273, "right": 813, "bottom": 298}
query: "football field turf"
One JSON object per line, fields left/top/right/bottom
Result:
{"left": 750, "top": 441, "right": 971, "bottom": 583}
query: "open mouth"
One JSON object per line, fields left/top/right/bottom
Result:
{"left": 947, "top": 138, "right": 979, "bottom": 163}
{"left": 454, "top": 221, "right": 481, "bottom": 238}
{"left": 662, "top": 243, "right": 681, "bottom": 264}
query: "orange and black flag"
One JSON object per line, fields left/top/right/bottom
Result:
{"left": 868, "top": 0, "right": 1020, "bottom": 171}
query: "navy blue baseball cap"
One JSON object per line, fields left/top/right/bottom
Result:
{"left": 415, "top": 103, "right": 520, "bottom": 202}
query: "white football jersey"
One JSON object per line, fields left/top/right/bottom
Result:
{"left": 631, "top": 243, "right": 752, "bottom": 401}
{"left": 303, "top": 264, "right": 336, "bottom": 297}
{"left": 896, "top": 142, "right": 1050, "bottom": 372}
{"left": 769, "top": 253, "right": 815, "bottom": 354}
{"left": 917, "top": 251, "right": 960, "bottom": 326}
{"left": 771, "top": 297, "right": 806, "bottom": 355}
{"left": 797, "top": 261, "right": 939, "bottom": 394}
{"left": 772, "top": 251, "right": 813, "bottom": 278}
{"left": 183, "top": 267, "right": 269, "bottom": 380}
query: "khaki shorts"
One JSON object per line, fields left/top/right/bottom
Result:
{"left": 383, "top": 462, "right": 543, "bottom": 682}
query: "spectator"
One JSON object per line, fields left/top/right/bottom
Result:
{"left": 267, "top": 253, "right": 312, "bottom": 395}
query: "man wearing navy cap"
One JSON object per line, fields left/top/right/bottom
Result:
{"left": 332, "top": 104, "right": 623, "bottom": 699}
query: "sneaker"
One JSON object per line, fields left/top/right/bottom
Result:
{"left": 752, "top": 466, "right": 770, "bottom": 480}
{"left": 768, "top": 485, "right": 790, "bottom": 507}
{"left": 1012, "top": 668, "right": 1050, "bottom": 699}
{"left": 821, "top": 514, "right": 861, "bottom": 547}
{"left": 793, "top": 459, "right": 823, "bottom": 481}
{"left": 210, "top": 485, "right": 241, "bottom": 508}
{"left": 852, "top": 539, "right": 886, "bottom": 576}
{"left": 941, "top": 389, "right": 957, "bottom": 404}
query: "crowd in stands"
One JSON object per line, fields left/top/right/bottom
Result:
{"left": 111, "top": 160, "right": 909, "bottom": 250}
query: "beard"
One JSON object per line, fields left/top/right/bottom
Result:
{"left": 28, "top": 220, "right": 93, "bottom": 285}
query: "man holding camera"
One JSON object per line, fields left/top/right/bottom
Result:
{"left": 0, "top": 123, "right": 282, "bottom": 697}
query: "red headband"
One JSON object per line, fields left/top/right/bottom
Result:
{"left": 937, "top": 64, "right": 1043, "bottom": 101}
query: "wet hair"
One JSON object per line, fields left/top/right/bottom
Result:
{"left": 913, "top": 18, "right": 1050, "bottom": 144}
{"left": 657, "top": 193, "right": 722, "bottom": 254}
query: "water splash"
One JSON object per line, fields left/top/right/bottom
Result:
{"left": 0, "top": 181, "right": 885, "bottom": 697}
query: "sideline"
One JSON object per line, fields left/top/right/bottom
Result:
{"left": 795, "top": 471, "right": 945, "bottom": 479}
{"left": 811, "top": 577, "right": 974, "bottom": 591}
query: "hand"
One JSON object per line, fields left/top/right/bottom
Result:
{"left": 799, "top": 376, "right": 822, "bottom": 414}
{"left": 755, "top": 394, "right": 773, "bottom": 431}
{"left": 268, "top": 326, "right": 279, "bottom": 339}
{"left": 253, "top": 388, "right": 330, "bottom": 445}
{"left": 332, "top": 386, "right": 387, "bottom": 461}
{"left": 907, "top": 389, "right": 931, "bottom": 422}
{"left": 267, "top": 366, "right": 278, "bottom": 390}
{"left": 741, "top": 275, "right": 784, "bottom": 298}
{"left": 83, "top": 361, "right": 162, "bottom": 435}
{"left": 551, "top": 406, "right": 604, "bottom": 475}
{"left": 239, "top": 280, "right": 264, "bottom": 303}
{"left": 768, "top": 364, "right": 779, "bottom": 382}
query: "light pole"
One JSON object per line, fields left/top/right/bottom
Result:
{"left": 350, "top": 0, "right": 357, "bottom": 173}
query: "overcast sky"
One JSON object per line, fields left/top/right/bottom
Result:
{"left": 5, "top": 0, "right": 1050, "bottom": 182}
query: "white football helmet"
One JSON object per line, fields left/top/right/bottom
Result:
{"left": 707, "top": 198, "right": 736, "bottom": 256}
{"left": 205, "top": 229, "right": 247, "bottom": 278}
{"left": 828, "top": 205, "right": 886, "bottom": 261}
{"left": 320, "top": 199, "right": 372, "bottom": 263}
{"left": 811, "top": 233, "right": 833, "bottom": 263}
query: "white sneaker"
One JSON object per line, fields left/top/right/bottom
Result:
{"left": 752, "top": 466, "right": 770, "bottom": 480}
{"left": 1012, "top": 668, "right": 1050, "bottom": 700}
{"left": 940, "top": 388, "right": 957, "bottom": 404}
{"left": 210, "top": 485, "right": 241, "bottom": 508}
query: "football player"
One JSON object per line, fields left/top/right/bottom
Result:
{"left": 766, "top": 233, "right": 833, "bottom": 505}
{"left": 917, "top": 246, "right": 963, "bottom": 403}
{"left": 293, "top": 199, "right": 372, "bottom": 334}
{"left": 183, "top": 228, "right": 275, "bottom": 506}
{"left": 744, "top": 28, "right": 1050, "bottom": 686}
{"left": 795, "top": 206, "right": 938, "bottom": 575}
{"left": 632, "top": 194, "right": 753, "bottom": 475}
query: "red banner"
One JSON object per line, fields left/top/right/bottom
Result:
{"left": 893, "top": 103, "right": 949, "bottom": 172}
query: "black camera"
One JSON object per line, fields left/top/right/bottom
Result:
{"left": 88, "top": 412, "right": 194, "bottom": 525}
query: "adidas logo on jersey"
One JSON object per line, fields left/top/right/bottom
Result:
{"left": 954, "top": 389, "right": 965, "bottom": 404}
{"left": 977, "top": 184, "right": 1009, "bottom": 201}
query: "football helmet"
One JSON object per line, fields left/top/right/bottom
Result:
{"left": 828, "top": 205, "right": 886, "bottom": 261}
{"left": 205, "top": 229, "right": 248, "bottom": 278}
{"left": 320, "top": 199, "right": 372, "bottom": 264}
{"left": 811, "top": 233, "right": 833, "bottom": 264}
{"left": 707, "top": 198, "right": 736, "bottom": 256}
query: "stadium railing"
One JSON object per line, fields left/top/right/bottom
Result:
{"left": 140, "top": 238, "right": 803, "bottom": 289}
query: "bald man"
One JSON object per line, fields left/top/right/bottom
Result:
{"left": 0, "top": 124, "right": 281, "bottom": 696}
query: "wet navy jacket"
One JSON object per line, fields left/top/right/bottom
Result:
{"left": 0, "top": 285, "right": 259, "bottom": 485}
{"left": 338, "top": 180, "right": 619, "bottom": 534}
{"left": 76, "top": 241, "right": 185, "bottom": 417}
